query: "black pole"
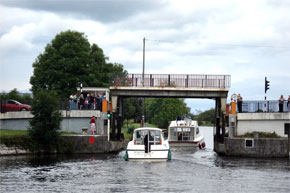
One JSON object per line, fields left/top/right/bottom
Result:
{"left": 216, "top": 98, "right": 221, "bottom": 142}
{"left": 111, "top": 112, "right": 116, "bottom": 140}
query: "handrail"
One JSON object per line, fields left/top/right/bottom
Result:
{"left": 241, "top": 100, "right": 289, "bottom": 113}
{"left": 113, "top": 73, "right": 231, "bottom": 89}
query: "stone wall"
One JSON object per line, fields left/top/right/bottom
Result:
{"left": 0, "top": 136, "right": 128, "bottom": 156}
{"left": 215, "top": 137, "right": 289, "bottom": 158}
{"left": 61, "top": 135, "right": 128, "bottom": 154}
{"left": 0, "top": 144, "right": 29, "bottom": 156}
{"left": 0, "top": 110, "right": 108, "bottom": 134}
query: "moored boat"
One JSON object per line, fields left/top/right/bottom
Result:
{"left": 168, "top": 119, "right": 205, "bottom": 150}
{"left": 123, "top": 127, "right": 171, "bottom": 161}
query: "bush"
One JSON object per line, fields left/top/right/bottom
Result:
{"left": 127, "top": 125, "right": 135, "bottom": 135}
{"left": 28, "top": 90, "right": 62, "bottom": 153}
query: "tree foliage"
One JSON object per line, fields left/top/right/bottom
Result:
{"left": 28, "top": 90, "right": 62, "bottom": 153}
{"left": 123, "top": 98, "right": 143, "bottom": 123}
{"left": 146, "top": 98, "right": 190, "bottom": 128}
{"left": 30, "top": 30, "right": 127, "bottom": 98}
{"left": 196, "top": 108, "right": 215, "bottom": 125}
{"left": 123, "top": 98, "right": 190, "bottom": 128}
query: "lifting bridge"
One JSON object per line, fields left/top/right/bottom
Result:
{"left": 109, "top": 73, "right": 231, "bottom": 143}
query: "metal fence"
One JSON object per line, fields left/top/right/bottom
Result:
{"left": 241, "top": 100, "right": 290, "bottom": 113}
{"left": 113, "top": 73, "right": 231, "bottom": 88}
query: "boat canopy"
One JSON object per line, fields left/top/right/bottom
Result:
{"left": 169, "top": 119, "right": 198, "bottom": 128}
{"left": 133, "top": 128, "right": 163, "bottom": 145}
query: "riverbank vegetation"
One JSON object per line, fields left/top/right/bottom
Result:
{"left": 237, "top": 131, "right": 281, "bottom": 138}
{"left": 0, "top": 130, "right": 77, "bottom": 152}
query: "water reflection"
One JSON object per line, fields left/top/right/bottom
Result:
{"left": 0, "top": 127, "right": 289, "bottom": 193}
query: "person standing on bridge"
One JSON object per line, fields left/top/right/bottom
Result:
{"left": 90, "top": 116, "right": 96, "bottom": 135}
{"left": 237, "top": 93, "right": 243, "bottom": 113}
{"left": 287, "top": 95, "right": 290, "bottom": 112}
{"left": 278, "top": 95, "right": 285, "bottom": 112}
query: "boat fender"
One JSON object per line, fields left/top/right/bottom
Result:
{"left": 168, "top": 149, "right": 172, "bottom": 161}
{"left": 199, "top": 142, "right": 206, "bottom": 149}
{"left": 123, "top": 150, "right": 128, "bottom": 161}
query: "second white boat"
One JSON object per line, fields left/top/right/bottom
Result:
{"left": 168, "top": 119, "right": 205, "bottom": 150}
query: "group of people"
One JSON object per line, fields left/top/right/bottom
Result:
{"left": 278, "top": 95, "right": 290, "bottom": 112}
{"left": 234, "top": 93, "right": 290, "bottom": 113}
{"left": 69, "top": 93, "right": 105, "bottom": 111}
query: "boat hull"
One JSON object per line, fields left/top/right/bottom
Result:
{"left": 127, "top": 149, "right": 170, "bottom": 161}
{"left": 169, "top": 137, "right": 205, "bottom": 150}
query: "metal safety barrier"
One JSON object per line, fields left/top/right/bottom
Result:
{"left": 113, "top": 73, "right": 231, "bottom": 88}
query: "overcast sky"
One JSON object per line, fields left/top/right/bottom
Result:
{"left": 0, "top": 0, "right": 289, "bottom": 112}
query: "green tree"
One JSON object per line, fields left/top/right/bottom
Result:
{"left": 196, "top": 108, "right": 215, "bottom": 125}
{"left": 123, "top": 97, "right": 143, "bottom": 123}
{"left": 28, "top": 90, "right": 62, "bottom": 153}
{"left": 30, "top": 30, "right": 127, "bottom": 98}
{"left": 146, "top": 98, "right": 190, "bottom": 128}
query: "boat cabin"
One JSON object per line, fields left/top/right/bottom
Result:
{"left": 134, "top": 128, "right": 163, "bottom": 146}
{"left": 168, "top": 119, "right": 199, "bottom": 142}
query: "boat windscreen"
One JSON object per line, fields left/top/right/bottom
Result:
{"left": 169, "top": 127, "right": 194, "bottom": 141}
{"left": 135, "top": 130, "right": 161, "bottom": 145}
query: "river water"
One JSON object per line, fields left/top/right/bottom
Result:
{"left": 0, "top": 127, "right": 289, "bottom": 193}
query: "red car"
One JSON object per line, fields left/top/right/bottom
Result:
{"left": 0, "top": 99, "right": 31, "bottom": 112}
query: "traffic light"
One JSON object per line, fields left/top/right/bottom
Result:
{"left": 107, "top": 111, "right": 111, "bottom": 118}
{"left": 265, "top": 77, "right": 270, "bottom": 93}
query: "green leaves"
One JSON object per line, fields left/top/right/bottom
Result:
{"left": 28, "top": 90, "right": 62, "bottom": 153}
{"left": 147, "top": 98, "right": 190, "bottom": 128}
{"left": 123, "top": 98, "right": 190, "bottom": 129}
{"left": 30, "top": 30, "right": 126, "bottom": 98}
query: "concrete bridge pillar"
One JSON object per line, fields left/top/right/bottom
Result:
{"left": 110, "top": 96, "right": 123, "bottom": 140}
{"left": 111, "top": 96, "right": 118, "bottom": 113}
{"left": 216, "top": 97, "right": 227, "bottom": 143}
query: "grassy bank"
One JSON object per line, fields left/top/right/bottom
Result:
{"left": 0, "top": 130, "right": 77, "bottom": 148}
{"left": 0, "top": 130, "right": 28, "bottom": 137}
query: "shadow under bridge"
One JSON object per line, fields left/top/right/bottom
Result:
{"left": 109, "top": 73, "right": 231, "bottom": 141}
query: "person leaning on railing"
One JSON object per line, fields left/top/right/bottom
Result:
{"left": 278, "top": 95, "right": 285, "bottom": 112}
{"left": 237, "top": 93, "right": 243, "bottom": 113}
{"left": 287, "top": 95, "right": 290, "bottom": 112}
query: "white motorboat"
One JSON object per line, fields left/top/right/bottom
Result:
{"left": 123, "top": 127, "right": 171, "bottom": 161}
{"left": 168, "top": 119, "right": 205, "bottom": 150}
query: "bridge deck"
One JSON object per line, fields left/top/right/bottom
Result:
{"left": 110, "top": 74, "right": 230, "bottom": 98}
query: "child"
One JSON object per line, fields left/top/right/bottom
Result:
{"left": 90, "top": 116, "right": 96, "bottom": 135}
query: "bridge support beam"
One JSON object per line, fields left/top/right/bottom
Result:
{"left": 110, "top": 96, "right": 123, "bottom": 140}
{"left": 216, "top": 97, "right": 227, "bottom": 143}
{"left": 117, "top": 97, "right": 123, "bottom": 140}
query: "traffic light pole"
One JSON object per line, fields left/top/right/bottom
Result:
{"left": 264, "top": 93, "right": 267, "bottom": 112}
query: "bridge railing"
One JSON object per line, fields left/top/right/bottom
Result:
{"left": 113, "top": 74, "right": 231, "bottom": 88}
{"left": 241, "top": 100, "right": 290, "bottom": 113}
